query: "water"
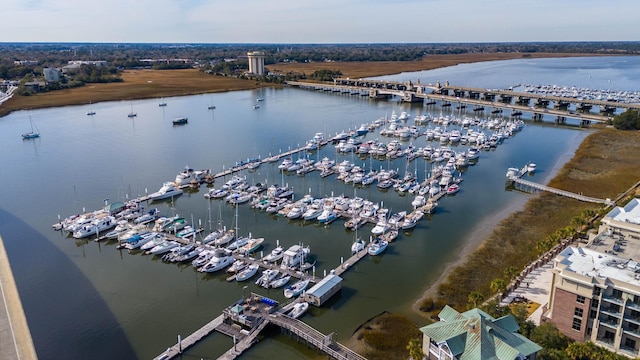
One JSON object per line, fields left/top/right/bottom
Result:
{"left": 0, "top": 56, "right": 636, "bottom": 359}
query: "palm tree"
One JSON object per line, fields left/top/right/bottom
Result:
{"left": 490, "top": 278, "right": 507, "bottom": 295}
{"left": 406, "top": 338, "right": 424, "bottom": 360}
{"left": 468, "top": 291, "right": 484, "bottom": 307}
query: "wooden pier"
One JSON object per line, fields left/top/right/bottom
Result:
{"left": 153, "top": 314, "right": 224, "bottom": 360}
{"left": 507, "top": 174, "right": 614, "bottom": 206}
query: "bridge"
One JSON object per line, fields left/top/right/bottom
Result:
{"left": 287, "top": 79, "right": 640, "bottom": 125}
{"left": 506, "top": 173, "right": 614, "bottom": 206}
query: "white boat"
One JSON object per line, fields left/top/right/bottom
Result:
{"left": 411, "top": 195, "right": 426, "bottom": 209}
{"left": 198, "top": 248, "right": 234, "bottom": 273}
{"left": 527, "top": 162, "right": 537, "bottom": 173}
{"left": 226, "top": 259, "right": 248, "bottom": 274}
{"left": 446, "top": 184, "right": 460, "bottom": 195}
{"left": 140, "top": 235, "right": 166, "bottom": 251}
{"left": 214, "top": 229, "right": 235, "bottom": 247}
{"left": 176, "top": 225, "right": 197, "bottom": 239}
{"left": 235, "top": 263, "right": 259, "bottom": 282}
{"left": 302, "top": 202, "right": 323, "bottom": 220}
{"left": 149, "top": 182, "right": 183, "bottom": 201}
{"left": 263, "top": 246, "right": 285, "bottom": 263}
{"left": 73, "top": 215, "right": 117, "bottom": 238}
{"left": 367, "top": 239, "right": 388, "bottom": 256}
{"left": 236, "top": 237, "right": 264, "bottom": 255}
{"left": 371, "top": 220, "right": 390, "bottom": 235}
{"left": 174, "top": 166, "right": 211, "bottom": 186}
{"left": 192, "top": 249, "right": 215, "bottom": 268}
{"left": 202, "top": 228, "right": 223, "bottom": 244}
{"left": 147, "top": 240, "right": 180, "bottom": 255}
{"left": 401, "top": 210, "right": 423, "bottom": 230}
{"left": 269, "top": 274, "right": 291, "bottom": 289}
{"left": 172, "top": 117, "right": 188, "bottom": 125}
{"left": 161, "top": 243, "right": 195, "bottom": 262}
{"left": 287, "top": 302, "right": 309, "bottom": 319}
{"left": 123, "top": 232, "right": 159, "bottom": 250}
{"left": 103, "top": 220, "right": 132, "bottom": 240}
{"left": 284, "top": 279, "right": 310, "bottom": 299}
{"left": 280, "top": 244, "right": 310, "bottom": 270}
{"left": 351, "top": 238, "right": 366, "bottom": 254}
{"left": 255, "top": 269, "right": 279, "bottom": 288}
{"left": 133, "top": 208, "right": 158, "bottom": 224}
{"left": 226, "top": 236, "right": 249, "bottom": 251}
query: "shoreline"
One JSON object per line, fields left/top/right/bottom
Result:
{"left": 412, "top": 128, "right": 593, "bottom": 314}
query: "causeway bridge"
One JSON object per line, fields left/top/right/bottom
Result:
{"left": 287, "top": 79, "right": 640, "bottom": 125}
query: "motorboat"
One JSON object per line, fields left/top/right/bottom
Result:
{"left": 381, "top": 229, "right": 399, "bottom": 243}
{"left": 191, "top": 249, "right": 215, "bottom": 268}
{"left": 163, "top": 217, "right": 187, "bottom": 233}
{"left": 204, "top": 188, "right": 227, "bottom": 199}
{"left": 133, "top": 208, "right": 158, "bottom": 224}
{"left": 284, "top": 279, "right": 310, "bottom": 299}
{"left": 202, "top": 228, "right": 223, "bottom": 244}
{"left": 214, "top": 229, "right": 235, "bottom": 247}
{"left": 387, "top": 211, "right": 406, "bottom": 227}
{"left": 73, "top": 215, "right": 117, "bottom": 239}
{"left": 446, "top": 184, "right": 460, "bottom": 195}
{"left": 368, "top": 239, "right": 388, "bottom": 256}
{"left": 226, "top": 236, "right": 249, "bottom": 251}
{"left": 263, "top": 246, "right": 285, "bottom": 263}
{"left": 255, "top": 269, "right": 279, "bottom": 288}
{"left": 198, "top": 248, "right": 234, "bottom": 272}
{"left": 401, "top": 210, "right": 423, "bottom": 230}
{"left": 235, "top": 263, "right": 259, "bottom": 282}
{"left": 236, "top": 237, "right": 264, "bottom": 255}
{"left": 147, "top": 240, "right": 180, "bottom": 255}
{"left": 103, "top": 220, "right": 132, "bottom": 240}
{"left": 411, "top": 195, "right": 426, "bottom": 209}
{"left": 170, "top": 246, "right": 202, "bottom": 263}
{"left": 269, "top": 274, "right": 291, "bottom": 289}
{"left": 149, "top": 182, "right": 183, "bottom": 201}
{"left": 140, "top": 235, "right": 166, "bottom": 251}
{"left": 371, "top": 220, "right": 390, "bottom": 235}
{"left": 280, "top": 245, "right": 311, "bottom": 270}
{"left": 174, "top": 166, "right": 211, "bottom": 186}
{"left": 161, "top": 243, "right": 195, "bottom": 262}
{"left": 317, "top": 209, "right": 339, "bottom": 224}
{"left": 302, "top": 202, "right": 323, "bottom": 221}
{"left": 226, "top": 259, "right": 248, "bottom": 274}
{"left": 351, "top": 238, "right": 366, "bottom": 254}
{"left": 123, "top": 232, "right": 159, "bottom": 250}
{"left": 286, "top": 203, "right": 307, "bottom": 219}
{"left": 527, "top": 162, "right": 537, "bottom": 174}
{"left": 172, "top": 117, "right": 188, "bottom": 125}
{"left": 287, "top": 302, "right": 309, "bottom": 319}
{"left": 176, "top": 225, "right": 197, "bottom": 239}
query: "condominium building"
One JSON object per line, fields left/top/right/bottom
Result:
{"left": 247, "top": 51, "right": 265, "bottom": 75}
{"left": 542, "top": 198, "right": 640, "bottom": 357}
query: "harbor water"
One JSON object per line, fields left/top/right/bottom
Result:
{"left": 0, "top": 56, "right": 638, "bottom": 359}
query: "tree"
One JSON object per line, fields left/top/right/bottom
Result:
{"left": 490, "top": 278, "right": 507, "bottom": 295}
{"left": 504, "top": 266, "right": 520, "bottom": 281}
{"left": 530, "top": 323, "right": 569, "bottom": 352}
{"left": 612, "top": 109, "right": 640, "bottom": 130}
{"left": 468, "top": 291, "right": 484, "bottom": 307}
{"left": 407, "top": 338, "right": 424, "bottom": 360}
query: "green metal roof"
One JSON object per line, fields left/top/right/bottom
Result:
{"left": 420, "top": 305, "right": 542, "bottom": 360}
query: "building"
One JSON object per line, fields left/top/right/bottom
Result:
{"left": 420, "top": 305, "right": 541, "bottom": 360}
{"left": 304, "top": 274, "right": 342, "bottom": 306}
{"left": 43, "top": 68, "right": 61, "bottom": 83}
{"left": 247, "top": 51, "right": 265, "bottom": 76}
{"left": 542, "top": 200, "right": 640, "bottom": 357}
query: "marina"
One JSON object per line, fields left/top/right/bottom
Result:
{"left": 1, "top": 56, "right": 633, "bottom": 359}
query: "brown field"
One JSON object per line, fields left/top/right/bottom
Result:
{"left": 270, "top": 53, "right": 597, "bottom": 79}
{"left": 0, "top": 69, "right": 262, "bottom": 117}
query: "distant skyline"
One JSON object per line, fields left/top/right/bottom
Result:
{"left": 5, "top": 0, "right": 639, "bottom": 43}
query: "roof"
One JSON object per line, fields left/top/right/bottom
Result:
{"left": 306, "top": 274, "right": 342, "bottom": 298}
{"left": 420, "top": 305, "right": 542, "bottom": 359}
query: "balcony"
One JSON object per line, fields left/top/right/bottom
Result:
{"left": 595, "top": 337, "right": 616, "bottom": 348}
{"left": 602, "top": 295, "right": 625, "bottom": 305}
{"left": 624, "top": 314, "right": 640, "bottom": 326}
{"left": 599, "top": 317, "right": 620, "bottom": 328}
{"left": 600, "top": 308, "right": 623, "bottom": 318}
{"left": 627, "top": 302, "right": 640, "bottom": 311}
{"left": 619, "top": 345, "right": 639, "bottom": 357}
{"left": 623, "top": 326, "right": 640, "bottom": 337}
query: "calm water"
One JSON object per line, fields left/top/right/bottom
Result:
{"left": 0, "top": 56, "right": 637, "bottom": 359}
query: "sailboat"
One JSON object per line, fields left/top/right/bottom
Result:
{"left": 158, "top": 97, "right": 167, "bottom": 107}
{"left": 208, "top": 95, "right": 215, "bottom": 110}
{"left": 86, "top": 100, "right": 96, "bottom": 116}
{"left": 21, "top": 116, "right": 40, "bottom": 140}
{"left": 127, "top": 101, "right": 137, "bottom": 118}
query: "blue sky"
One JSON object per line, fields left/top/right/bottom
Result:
{"left": 4, "top": 0, "right": 639, "bottom": 43}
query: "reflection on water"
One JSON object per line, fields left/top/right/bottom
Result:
{"left": 0, "top": 56, "right": 628, "bottom": 359}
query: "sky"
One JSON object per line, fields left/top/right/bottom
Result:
{"left": 4, "top": 0, "right": 640, "bottom": 43}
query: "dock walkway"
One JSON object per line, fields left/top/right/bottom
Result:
{"left": 153, "top": 314, "right": 224, "bottom": 360}
{"left": 508, "top": 176, "right": 613, "bottom": 205}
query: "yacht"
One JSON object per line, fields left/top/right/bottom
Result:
{"left": 368, "top": 239, "right": 388, "bottom": 256}
{"left": 198, "top": 248, "right": 234, "bottom": 273}
{"left": 527, "top": 162, "right": 537, "bottom": 174}
{"left": 174, "top": 166, "right": 211, "bottom": 186}
{"left": 192, "top": 249, "right": 215, "bottom": 268}
{"left": 235, "top": 263, "right": 259, "bottom": 282}
{"left": 280, "top": 245, "right": 310, "bottom": 270}
{"left": 226, "top": 259, "right": 248, "bottom": 274}
{"left": 123, "top": 232, "right": 159, "bottom": 250}
{"left": 288, "top": 302, "right": 309, "bottom": 319}
{"left": 133, "top": 208, "right": 158, "bottom": 225}
{"left": 411, "top": 195, "right": 426, "bottom": 209}
{"left": 351, "top": 238, "right": 366, "bottom": 254}
{"left": 255, "top": 269, "right": 279, "bottom": 288}
{"left": 269, "top": 274, "right": 291, "bottom": 289}
{"left": 236, "top": 237, "right": 264, "bottom": 255}
{"left": 263, "top": 246, "right": 285, "bottom": 263}
{"left": 73, "top": 215, "right": 117, "bottom": 239}
{"left": 446, "top": 184, "right": 460, "bottom": 195}
{"left": 149, "top": 182, "right": 183, "bottom": 201}
{"left": 147, "top": 240, "right": 180, "bottom": 255}
{"left": 284, "top": 279, "right": 310, "bottom": 298}
{"left": 371, "top": 220, "right": 390, "bottom": 235}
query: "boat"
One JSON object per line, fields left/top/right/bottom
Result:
{"left": 123, "top": 232, "right": 159, "bottom": 250}
{"left": 191, "top": 249, "right": 215, "bottom": 268}
{"left": 174, "top": 166, "right": 211, "bottom": 186}
{"left": 446, "top": 184, "right": 460, "bottom": 195}
{"left": 302, "top": 202, "right": 323, "bottom": 221}
{"left": 171, "top": 247, "right": 203, "bottom": 263}
{"left": 371, "top": 220, "right": 390, "bottom": 235}
{"left": 280, "top": 244, "right": 310, "bottom": 270}
{"left": 149, "top": 182, "right": 183, "bottom": 201}
{"left": 263, "top": 245, "right": 285, "bottom": 263}
{"left": 527, "top": 162, "right": 537, "bottom": 174}
{"left": 226, "top": 259, "right": 248, "bottom": 274}
{"left": 269, "top": 274, "right": 291, "bottom": 289}
{"left": 147, "top": 240, "right": 180, "bottom": 255}
{"left": 236, "top": 237, "right": 264, "bottom": 255}
{"left": 198, "top": 248, "right": 234, "bottom": 273}
{"left": 73, "top": 215, "right": 117, "bottom": 238}
{"left": 287, "top": 302, "right": 309, "bottom": 319}
{"left": 214, "top": 229, "right": 235, "bottom": 247}
{"left": 284, "top": 279, "right": 310, "bottom": 299}
{"left": 158, "top": 98, "right": 167, "bottom": 107}
{"left": 411, "top": 195, "right": 426, "bottom": 209}
{"left": 226, "top": 235, "right": 249, "bottom": 251}
{"left": 127, "top": 101, "right": 137, "bottom": 118}
{"left": 133, "top": 208, "right": 158, "bottom": 225}
{"left": 176, "top": 225, "right": 197, "bottom": 239}
{"left": 172, "top": 117, "right": 188, "bottom": 125}
{"left": 235, "top": 263, "right": 259, "bottom": 282}
{"left": 256, "top": 97, "right": 264, "bottom": 102}
{"left": 253, "top": 104, "right": 260, "bottom": 109}
{"left": 163, "top": 217, "right": 188, "bottom": 233}
{"left": 161, "top": 243, "right": 195, "bottom": 262}
{"left": 401, "top": 210, "right": 423, "bottom": 230}
{"left": 255, "top": 269, "right": 279, "bottom": 288}
{"left": 351, "top": 238, "right": 366, "bottom": 254}
{"left": 21, "top": 116, "right": 40, "bottom": 140}
{"left": 87, "top": 100, "right": 96, "bottom": 115}
{"left": 368, "top": 239, "right": 388, "bottom": 256}
{"left": 381, "top": 229, "right": 399, "bottom": 242}
{"left": 103, "top": 220, "right": 132, "bottom": 240}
